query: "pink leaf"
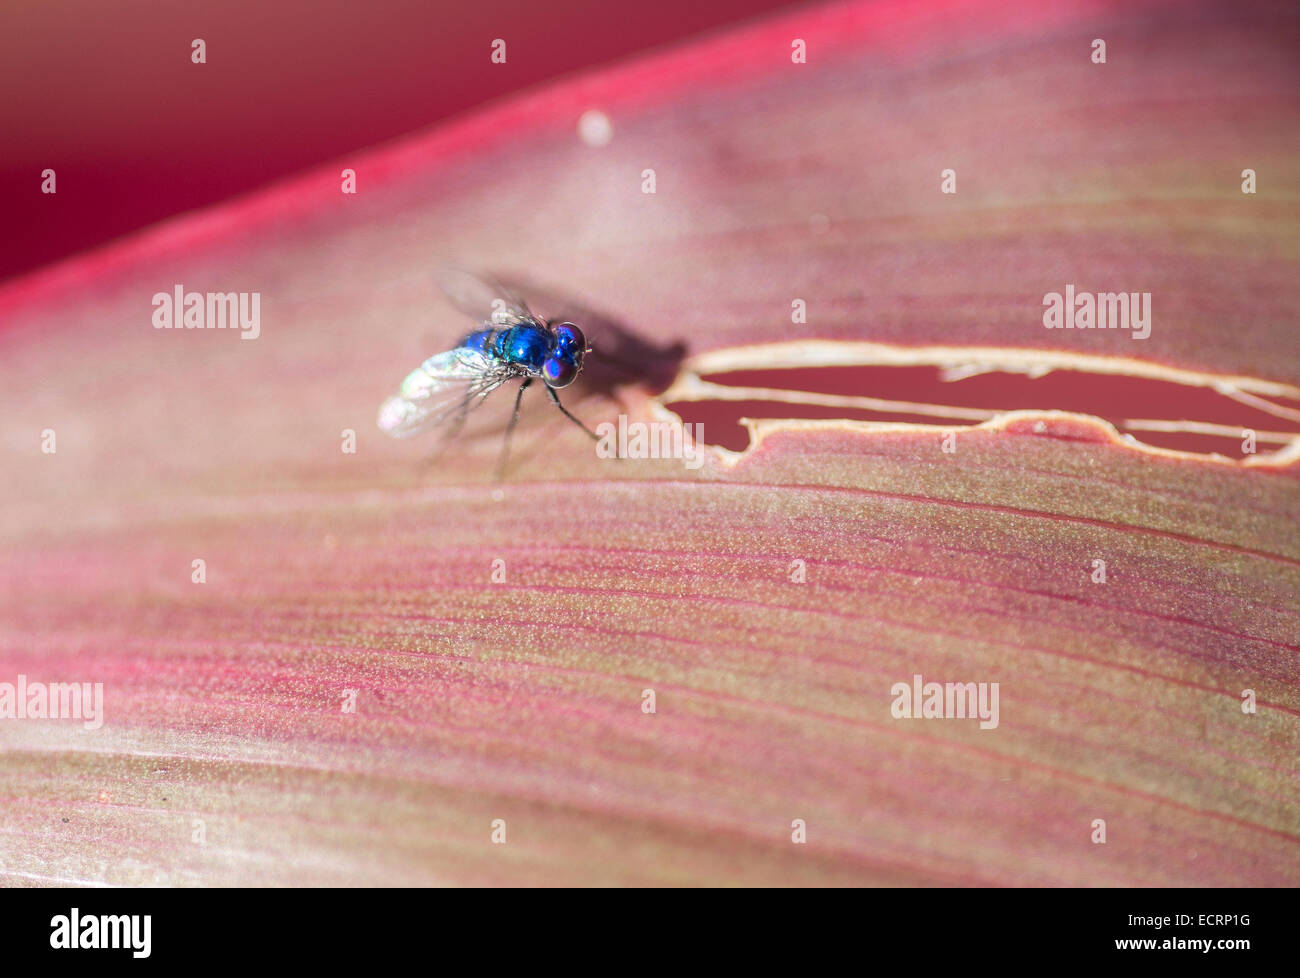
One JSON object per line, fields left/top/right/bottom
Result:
{"left": 1, "top": 0, "right": 1297, "bottom": 885}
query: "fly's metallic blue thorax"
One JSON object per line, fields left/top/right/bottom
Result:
{"left": 460, "top": 323, "right": 551, "bottom": 371}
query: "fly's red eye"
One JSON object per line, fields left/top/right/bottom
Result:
{"left": 542, "top": 357, "right": 578, "bottom": 388}
{"left": 553, "top": 324, "right": 585, "bottom": 359}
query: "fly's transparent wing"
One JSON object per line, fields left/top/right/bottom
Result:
{"left": 378, "top": 348, "right": 514, "bottom": 439}
{"left": 436, "top": 267, "right": 539, "bottom": 327}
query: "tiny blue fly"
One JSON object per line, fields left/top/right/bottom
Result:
{"left": 378, "top": 269, "right": 599, "bottom": 473}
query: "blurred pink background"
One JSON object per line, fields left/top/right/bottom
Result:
{"left": 0, "top": 0, "right": 806, "bottom": 283}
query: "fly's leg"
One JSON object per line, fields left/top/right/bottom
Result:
{"left": 546, "top": 385, "right": 601, "bottom": 441}
{"left": 495, "top": 377, "right": 533, "bottom": 480}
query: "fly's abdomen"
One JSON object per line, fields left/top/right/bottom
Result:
{"left": 460, "top": 328, "right": 498, "bottom": 355}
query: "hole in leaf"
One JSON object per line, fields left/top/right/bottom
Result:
{"left": 661, "top": 351, "right": 1300, "bottom": 461}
